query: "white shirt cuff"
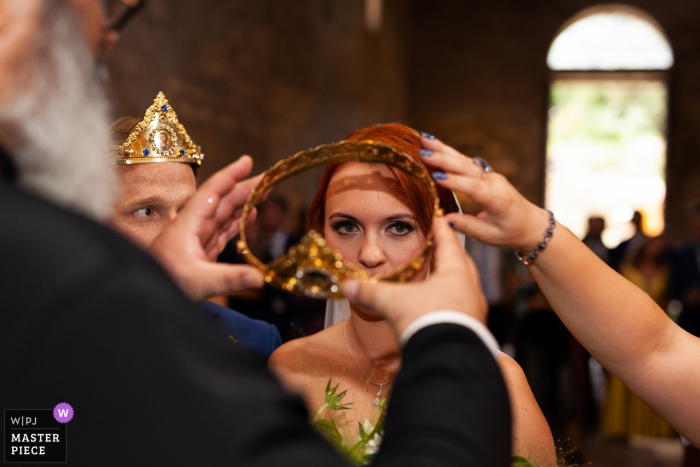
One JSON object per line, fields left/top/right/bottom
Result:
{"left": 399, "top": 311, "right": 501, "bottom": 360}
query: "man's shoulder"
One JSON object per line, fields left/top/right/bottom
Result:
{"left": 0, "top": 184, "right": 178, "bottom": 311}
{"left": 0, "top": 184, "right": 156, "bottom": 266}
{"left": 200, "top": 301, "right": 282, "bottom": 358}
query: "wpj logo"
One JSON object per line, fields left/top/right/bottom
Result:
{"left": 4, "top": 404, "right": 71, "bottom": 463}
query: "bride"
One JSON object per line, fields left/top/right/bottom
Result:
{"left": 268, "top": 123, "right": 557, "bottom": 466}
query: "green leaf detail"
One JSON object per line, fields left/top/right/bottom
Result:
{"left": 313, "top": 418, "right": 343, "bottom": 450}
{"left": 511, "top": 455, "right": 541, "bottom": 467}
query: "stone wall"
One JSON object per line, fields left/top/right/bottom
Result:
{"left": 405, "top": 0, "right": 700, "bottom": 239}
{"left": 105, "top": 0, "right": 409, "bottom": 209}
{"left": 106, "top": 0, "right": 700, "bottom": 238}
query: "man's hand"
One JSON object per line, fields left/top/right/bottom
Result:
{"left": 150, "top": 156, "right": 265, "bottom": 302}
{"left": 341, "top": 217, "right": 488, "bottom": 339}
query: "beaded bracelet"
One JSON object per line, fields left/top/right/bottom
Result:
{"left": 515, "top": 210, "right": 555, "bottom": 265}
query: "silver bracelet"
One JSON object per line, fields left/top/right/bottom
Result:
{"left": 515, "top": 210, "right": 555, "bottom": 265}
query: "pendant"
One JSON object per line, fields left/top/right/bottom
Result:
{"left": 373, "top": 384, "right": 383, "bottom": 406}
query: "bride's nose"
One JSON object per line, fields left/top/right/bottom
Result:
{"left": 358, "top": 237, "right": 387, "bottom": 269}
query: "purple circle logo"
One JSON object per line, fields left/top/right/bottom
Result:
{"left": 53, "top": 403, "right": 73, "bottom": 423}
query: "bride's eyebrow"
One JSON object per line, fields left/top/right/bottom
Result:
{"left": 328, "top": 212, "right": 358, "bottom": 221}
{"left": 384, "top": 214, "right": 416, "bottom": 222}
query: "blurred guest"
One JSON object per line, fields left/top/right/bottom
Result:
{"left": 583, "top": 216, "right": 609, "bottom": 264}
{"left": 514, "top": 278, "right": 589, "bottom": 454}
{"left": 601, "top": 236, "right": 673, "bottom": 438}
{"left": 669, "top": 201, "right": 700, "bottom": 337}
{"left": 249, "top": 197, "right": 302, "bottom": 336}
{"left": 258, "top": 196, "right": 299, "bottom": 262}
{"left": 610, "top": 211, "right": 649, "bottom": 271}
{"left": 466, "top": 237, "right": 511, "bottom": 345}
{"left": 221, "top": 197, "right": 320, "bottom": 341}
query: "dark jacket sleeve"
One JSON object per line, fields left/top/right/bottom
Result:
{"left": 0, "top": 185, "right": 510, "bottom": 467}
{"left": 376, "top": 324, "right": 512, "bottom": 467}
{"left": 199, "top": 300, "right": 283, "bottom": 359}
{"left": 2, "top": 273, "right": 510, "bottom": 467}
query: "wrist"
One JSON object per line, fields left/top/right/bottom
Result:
{"left": 516, "top": 209, "right": 555, "bottom": 265}
{"left": 517, "top": 207, "right": 552, "bottom": 251}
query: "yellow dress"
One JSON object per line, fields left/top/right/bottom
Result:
{"left": 600, "top": 265, "right": 673, "bottom": 438}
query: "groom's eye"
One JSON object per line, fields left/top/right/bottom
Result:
{"left": 134, "top": 207, "right": 154, "bottom": 218}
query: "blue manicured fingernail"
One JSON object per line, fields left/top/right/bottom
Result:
{"left": 420, "top": 132, "right": 435, "bottom": 140}
{"left": 449, "top": 222, "right": 455, "bottom": 228}
{"left": 419, "top": 149, "right": 433, "bottom": 157}
{"left": 431, "top": 171, "right": 447, "bottom": 181}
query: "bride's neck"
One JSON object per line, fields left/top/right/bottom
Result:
{"left": 346, "top": 306, "right": 400, "bottom": 364}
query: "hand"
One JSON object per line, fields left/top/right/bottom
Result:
{"left": 150, "top": 156, "right": 265, "bottom": 302}
{"left": 420, "top": 137, "right": 550, "bottom": 251}
{"left": 341, "top": 218, "right": 487, "bottom": 338}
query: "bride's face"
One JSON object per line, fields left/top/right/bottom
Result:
{"left": 323, "top": 162, "right": 429, "bottom": 281}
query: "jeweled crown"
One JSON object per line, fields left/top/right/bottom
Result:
{"left": 112, "top": 92, "right": 204, "bottom": 166}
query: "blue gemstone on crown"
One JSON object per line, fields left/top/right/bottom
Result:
{"left": 161, "top": 105, "right": 167, "bottom": 111}
{"left": 142, "top": 149, "right": 150, "bottom": 155}
{"left": 180, "top": 150, "right": 185, "bottom": 156}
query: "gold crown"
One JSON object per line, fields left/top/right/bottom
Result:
{"left": 112, "top": 92, "right": 204, "bottom": 166}
{"left": 237, "top": 140, "right": 443, "bottom": 299}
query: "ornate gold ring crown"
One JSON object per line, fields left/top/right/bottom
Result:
{"left": 237, "top": 140, "right": 443, "bottom": 299}
{"left": 112, "top": 92, "right": 204, "bottom": 166}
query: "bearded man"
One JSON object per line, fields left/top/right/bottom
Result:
{"left": 0, "top": 1, "right": 511, "bottom": 465}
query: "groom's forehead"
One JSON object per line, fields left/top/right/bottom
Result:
{"left": 116, "top": 163, "right": 196, "bottom": 200}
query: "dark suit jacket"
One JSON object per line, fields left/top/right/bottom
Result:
{"left": 200, "top": 301, "right": 282, "bottom": 359}
{"left": 0, "top": 179, "right": 511, "bottom": 466}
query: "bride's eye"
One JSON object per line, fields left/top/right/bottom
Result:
{"left": 331, "top": 220, "right": 359, "bottom": 235}
{"left": 388, "top": 221, "right": 414, "bottom": 236}
{"left": 134, "top": 207, "right": 154, "bottom": 218}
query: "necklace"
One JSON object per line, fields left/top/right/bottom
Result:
{"left": 343, "top": 317, "right": 397, "bottom": 406}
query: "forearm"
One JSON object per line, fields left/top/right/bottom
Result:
{"left": 529, "top": 223, "right": 673, "bottom": 376}
{"left": 417, "top": 135, "right": 700, "bottom": 444}
{"left": 529, "top": 222, "right": 700, "bottom": 443}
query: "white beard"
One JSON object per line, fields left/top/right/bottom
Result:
{"left": 0, "top": 2, "right": 117, "bottom": 222}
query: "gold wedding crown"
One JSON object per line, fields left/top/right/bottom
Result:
{"left": 112, "top": 92, "right": 204, "bottom": 166}
{"left": 238, "top": 140, "right": 443, "bottom": 299}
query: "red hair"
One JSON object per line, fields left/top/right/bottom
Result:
{"left": 307, "top": 123, "right": 458, "bottom": 235}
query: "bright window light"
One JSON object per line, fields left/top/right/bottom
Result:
{"left": 548, "top": 12, "right": 673, "bottom": 70}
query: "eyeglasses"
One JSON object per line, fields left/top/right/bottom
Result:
{"left": 105, "top": 0, "right": 146, "bottom": 31}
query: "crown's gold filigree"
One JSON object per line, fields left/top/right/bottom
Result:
{"left": 112, "top": 92, "right": 204, "bottom": 166}
{"left": 258, "top": 230, "right": 369, "bottom": 298}
{"left": 237, "top": 140, "right": 442, "bottom": 299}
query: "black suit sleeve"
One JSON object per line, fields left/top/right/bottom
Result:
{"left": 376, "top": 324, "right": 512, "bottom": 467}
{"left": 4, "top": 265, "right": 511, "bottom": 466}
{"left": 3, "top": 273, "right": 511, "bottom": 467}
{"left": 1, "top": 185, "right": 511, "bottom": 467}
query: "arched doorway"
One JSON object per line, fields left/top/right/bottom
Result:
{"left": 545, "top": 6, "right": 673, "bottom": 246}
